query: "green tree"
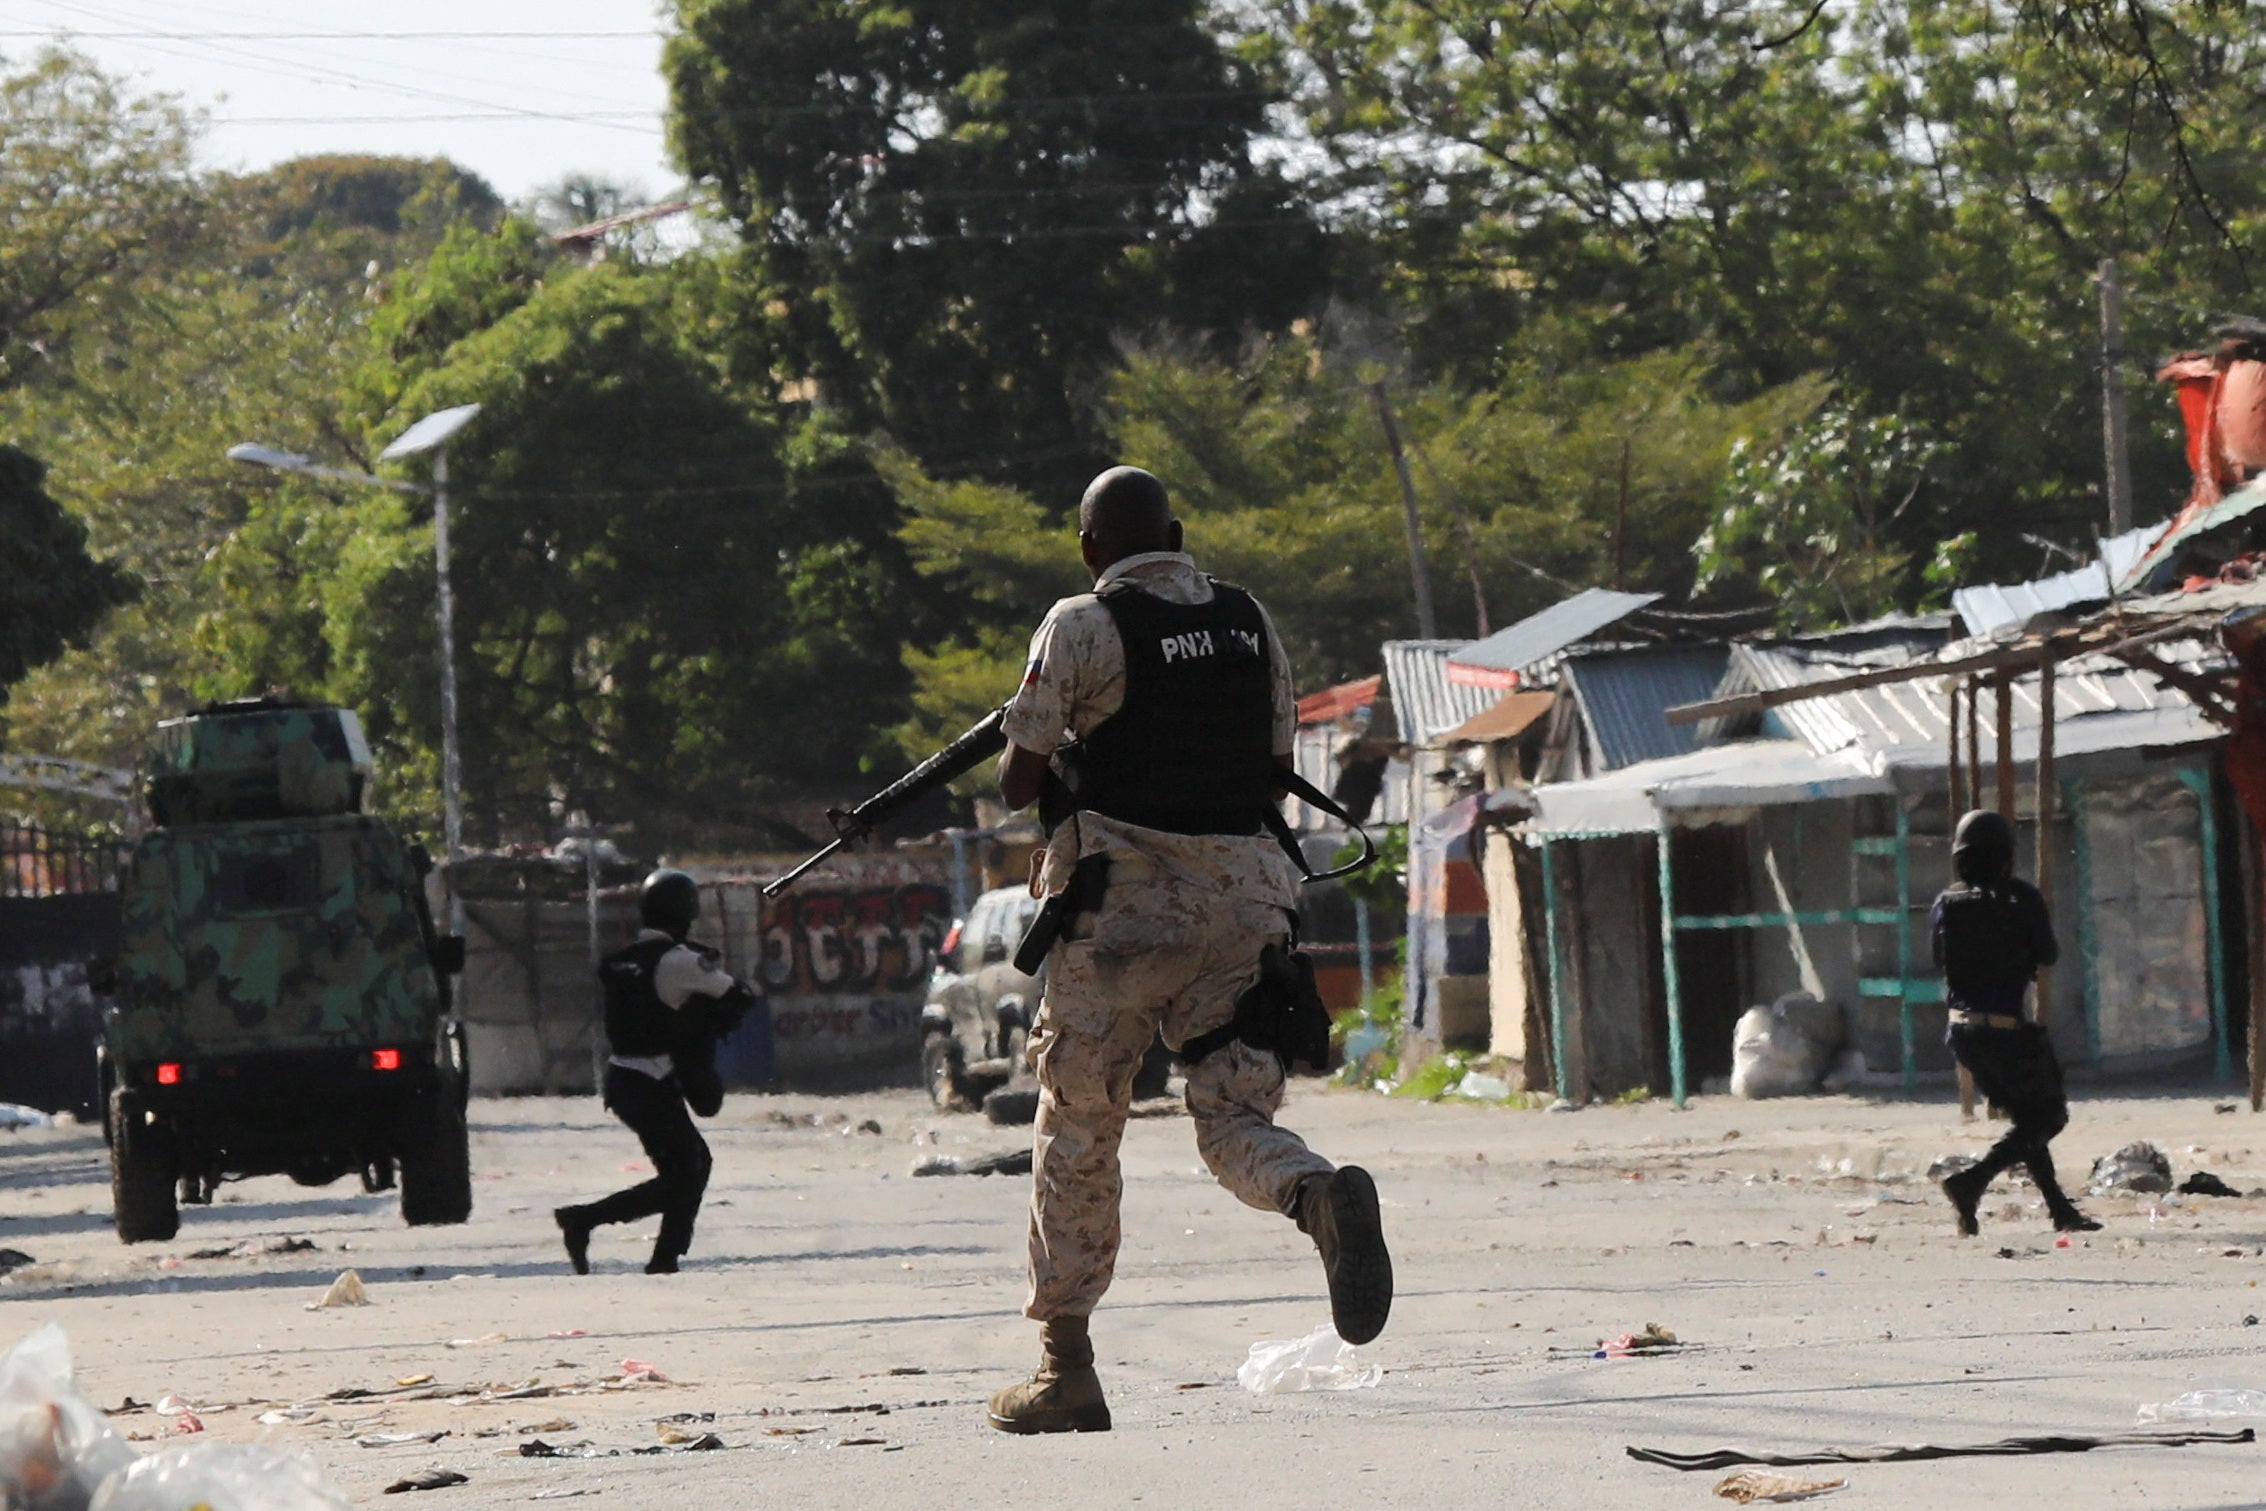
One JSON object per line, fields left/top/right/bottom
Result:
{"left": 664, "top": 0, "right": 1331, "bottom": 503}
{"left": 1696, "top": 406, "right": 1949, "bottom": 629}
{"left": 1248, "top": 0, "right": 2266, "bottom": 583}
{"left": 303, "top": 237, "right": 908, "bottom": 848}
{"left": 0, "top": 445, "right": 135, "bottom": 707}
{"left": 0, "top": 49, "right": 197, "bottom": 393}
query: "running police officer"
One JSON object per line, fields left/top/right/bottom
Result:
{"left": 984, "top": 465, "right": 1392, "bottom": 1435}
{"left": 556, "top": 868, "right": 758, "bottom": 1274}
{"left": 1935, "top": 809, "right": 2100, "bottom": 1236}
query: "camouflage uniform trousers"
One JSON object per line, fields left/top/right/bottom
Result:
{"left": 1024, "top": 873, "right": 1335, "bottom": 1320}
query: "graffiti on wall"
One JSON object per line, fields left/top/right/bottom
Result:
{"left": 759, "top": 884, "right": 952, "bottom": 997}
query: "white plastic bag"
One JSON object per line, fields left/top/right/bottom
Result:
{"left": 1237, "top": 1325, "right": 1381, "bottom": 1394}
{"left": 2137, "top": 1388, "right": 2266, "bottom": 1422}
{"left": 88, "top": 1444, "right": 351, "bottom": 1511}
{"left": 0, "top": 1323, "right": 136, "bottom": 1511}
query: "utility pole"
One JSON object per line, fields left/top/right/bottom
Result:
{"left": 2099, "top": 258, "right": 2133, "bottom": 536}
{"left": 1368, "top": 380, "right": 1439, "bottom": 639}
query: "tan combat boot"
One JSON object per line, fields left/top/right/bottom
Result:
{"left": 1297, "top": 1165, "right": 1393, "bottom": 1345}
{"left": 986, "top": 1316, "right": 1111, "bottom": 1434}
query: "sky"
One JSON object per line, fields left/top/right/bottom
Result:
{"left": 3, "top": 0, "right": 678, "bottom": 203}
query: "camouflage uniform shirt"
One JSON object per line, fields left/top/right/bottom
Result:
{"left": 1003, "top": 551, "right": 1301, "bottom": 910}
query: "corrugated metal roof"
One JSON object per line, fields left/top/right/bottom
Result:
{"left": 1437, "top": 690, "right": 1555, "bottom": 745}
{"left": 1295, "top": 675, "right": 1381, "bottom": 727}
{"left": 1713, "top": 638, "right": 2219, "bottom": 766}
{"left": 1561, "top": 644, "right": 1732, "bottom": 771}
{"left": 1952, "top": 527, "right": 2159, "bottom": 637}
{"left": 1382, "top": 639, "right": 1500, "bottom": 747}
{"left": 2122, "top": 475, "right": 2266, "bottom": 589}
{"left": 1445, "top": 588, "right": 1660, "bottom": 683}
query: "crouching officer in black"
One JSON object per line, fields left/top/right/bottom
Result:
{"left": 1935, "top": 810, "right": 2100, "bottom": 1237}
{"left": 555, "top": 869, "right": 758, "bottom": 1274}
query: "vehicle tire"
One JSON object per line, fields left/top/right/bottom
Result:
{"left": 923, "top": 1035, "right": 976, "bottom": 1113}
{"left": 1131, "top": 1036, "right": 1175, "bottom": 1101}
{"left": 110, "top": 1095, "right": 178, "bottom": 1244}
{"left": 982, "top": 1086, "right": 1041, "bottom": 1127}
{"left": 399, "top": 1083, "right": 472, "bottom": 1227}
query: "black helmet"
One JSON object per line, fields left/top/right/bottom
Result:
{"left": 639, "top": 868, "right": 701, "bottom": 936}
{"left": 1951, "top": 809, "right": 2015, "bottom": 886}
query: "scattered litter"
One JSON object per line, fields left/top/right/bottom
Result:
{"left": 2138, "top": 1389, "right": 2266, "bottom": 1423}
{"left": 445, "top": 1334, "right": 508, "bottom": 1349}
{"left": 397, "top": 1375, "right": 434, "bottom": 1389}
{"left": 172, "top": 1411, "right": 203, "bottom": 1435}
{"left": 0, "top": 1104, "right": 55, "bottom": 1131}
{"left": 1596, "top": 1323, "right": 1683, "bottom": 1359}
{"left": 1926, "top": 1154, "right": 1977, "bottom": 1180}
{"left": 1450, "top": 1071, "right": 1512, "bottom": 1101}
{"left": 2179, "top": 1171, "right": 2241, "bottom": 1198}
{"left": 0, "top": 1322, "right": 138, "bottom": 1510}
{"left": 529, "top": 1493, "right": 592, "bottom": 1501}
{"left": 617, "top": 1360, "right": 668, "bottom": 1384}
{"left": 2091, "top": 1142, "right": 2174, "bottom": 1195}
{"left": 1630, "top": 1428, "right": 2255, "bottom": 1469}
{"left": 257, "top": 1408, "right": 328, "bottom": 1427}
{"left": 653, "top": 1424, "right": 708, "bottom": 1446}
{"left": 857, "top": 1120, "right": 883, "bottom": 1135}
{"left": 0, "top": 1250, "right": 34, "bottom": 1278}
{"left": 190, "top": 1236, "right": 319, "bottom": 1262}
{"left": 88, "top": 1442, "right": 351, "bottom": 1510}
{"left": 832, "top": 1437, "right": 885, "bottom": 1447}
{"left": 910, "top": 1149, "right": 1032, "bottom": 1178}
{"left": 1713, "top": 1470, "right": 1847, "bottom": 1503}
{"left": 358, "top": 1431, "right": 448, "bottom": 1448}
{"left": 1237, "top": 1326, "right": 1381, "bottom": 1394}
{"left": 544, "top": 1331, "right": 586, "bottom": 1340}
{"left": 309, "top": 1270, "right": 368, "bottom": 1310}
{"left": 518, "top": 1441, "right": 596, "bottom": 1460}
{"left": 383, "top": 1468, "right": 469, "bottom": 1494}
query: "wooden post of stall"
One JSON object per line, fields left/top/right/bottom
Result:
{"left": 2034, "top": 656, "right": 2057, "bottom": 1026}
{"left": 1949, "top": 681, "right": 1967, "bottom": 816}
{"left": 1995, "top": 669, "right": 2016, "bottom": 819}
{"left": 1966, "top": 676, "right": 1983, "bottom": 817}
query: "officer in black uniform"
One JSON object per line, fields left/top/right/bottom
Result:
{"left": 555, "top": 869, "right": 757, "bottom": 1274}
{"left": 1934, "top": 810, "right": 2100, "bottom": 1236}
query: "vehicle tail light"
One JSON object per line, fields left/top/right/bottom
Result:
{"left": 155, "top": 1063, "right": 181, "bottom": 1086}
{"left": 371, "top": 1048, "right": 402, "bottom": 1071}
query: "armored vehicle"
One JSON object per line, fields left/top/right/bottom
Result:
{"left": 99, "top": 699, "right": 470, "bottom": 1242}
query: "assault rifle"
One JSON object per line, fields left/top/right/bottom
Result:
{"left": 762, "top": 703, "right": 1010, "bottom": 897}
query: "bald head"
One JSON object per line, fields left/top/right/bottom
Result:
{"left": 1078, "top": 466, "right": 1176, "bottom": 566}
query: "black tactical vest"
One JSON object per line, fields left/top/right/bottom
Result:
{"left": 1937, "top": 882, "right": 2044, "bottom": 1015}
{"left": 600, "top": 935, "right": 678, "bottom": 1059}
{"left": 1067, "top": 580, "right": 1277, "bottom": 836}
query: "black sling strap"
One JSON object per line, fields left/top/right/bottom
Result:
{"left": 1264, "top": 764, "right": 1376, "bottom": 882}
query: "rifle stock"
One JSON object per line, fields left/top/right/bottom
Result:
{"left": 762, "top": 704, "right": 1010, "bottom": 898}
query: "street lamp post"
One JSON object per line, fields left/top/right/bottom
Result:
{"left": 228, "top": 403, "right": 483, "bottom": 930}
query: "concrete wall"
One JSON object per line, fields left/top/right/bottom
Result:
{"left": 457, "top": 848, "right": 958, "bottom": 1095}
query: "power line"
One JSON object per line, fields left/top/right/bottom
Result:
{"left": 3, "top": 29, "right": 658, "bottom": 39}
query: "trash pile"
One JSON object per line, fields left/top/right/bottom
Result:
{"left": 1729, "top": 995, "right": 1845, "bottom": 1100}
{"left": 2091, "top": 1142, "right": 2175, "bottom": 1194}
{"left": 1, "top": 1322, "right": 349, "bottom": 1511}
{"left": 1237, "top": 1326, "right": 1381, "bottom": 1394}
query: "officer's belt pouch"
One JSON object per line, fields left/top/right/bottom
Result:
{"left": 1013, "top": 852, "right": 1111, "bottom": 975}
{"left": 1181, "top": 943, "right": 1332, "bottom": 1077}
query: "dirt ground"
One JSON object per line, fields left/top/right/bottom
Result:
{"left": 7, "top": 1080, "right": 2266, "bottom": 1508}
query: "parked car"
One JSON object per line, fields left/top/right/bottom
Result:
{"left": 921, "top": 885, "right": 1171, "bottom": 1119}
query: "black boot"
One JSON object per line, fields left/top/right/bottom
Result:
{"left": 1941, "top": 1167, "right": 1988, "bottom": 1238}
{"left": 2026, "top": 1146, "right": 2101, "bottom": 1232}
{"left": 554, "top": 1207, "right": 593, "bottom": 1275}
{"left": 1296, "top": 1166, "right": 1393, "bottom": 1345}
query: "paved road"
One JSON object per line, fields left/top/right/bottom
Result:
{"left": 5, "top": 1083, "right": 2266, "bottom": 1507}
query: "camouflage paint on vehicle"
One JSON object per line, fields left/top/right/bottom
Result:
{"left": 146, "top": 705, "right": 372, "bottom": 826}
{"left": 108, "top": 813, "right": 443, "bottom": 1064}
